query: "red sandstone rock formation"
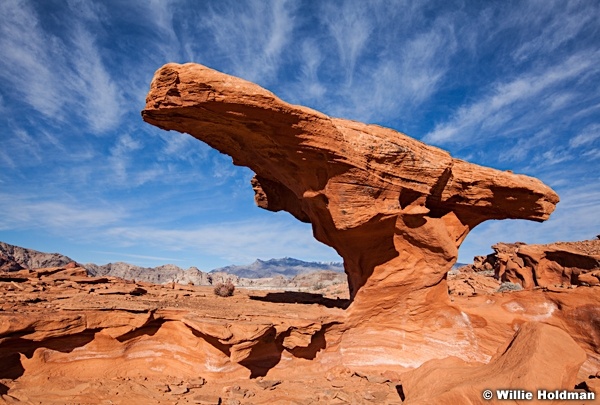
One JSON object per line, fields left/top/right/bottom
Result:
{"left": 1, "top": 260, "right": 599, "bottom": 402}
{"left": 141, "top": 63, "right": 558, "bottom": 305}
{"left": 400, "top": 322, "right": 588, "bottom": 404}
{"left": 472, "top": 240, "right": 600, "bottom": 289}
{"left": 142, "top": 63, "right": 562, "bottom": 366}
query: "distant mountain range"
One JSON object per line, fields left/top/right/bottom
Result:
{"left": 0, "top": 241, "right": 75, "bottom": 271}
{"left": 210, "top": 257, "right": 344, "bottom": 278}
{"left": 0, "top": 241, "right": 343, "bottom": 284}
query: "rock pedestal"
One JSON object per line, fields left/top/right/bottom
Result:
{"left": 142, "top": 63, "right": 560, "bottom": 366}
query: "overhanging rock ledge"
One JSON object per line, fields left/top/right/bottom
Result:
{"left": 142, "top": 62, "right": 560, "bottom": 366}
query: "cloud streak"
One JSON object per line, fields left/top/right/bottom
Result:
{"left": 104, "top": 217, "right": 340, "bottom": 265}
{"left": 0, "top": 0, "right": 123, "bottom": 133}
{"left": 199, "top": 0, "right": 297, "bottom": 84}
{"left": 424, "top": 51, "right": 600, "bottom": 145}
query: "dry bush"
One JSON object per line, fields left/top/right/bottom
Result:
{"left": 214, "top": 282, "right": 235, "bottom": 297}
{"left": 497, "top": 282, "right": 523, "bottom": 292}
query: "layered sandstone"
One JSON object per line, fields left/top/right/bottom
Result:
{"left": 141, "top": 63, "right": 558, "bottom": 308}
{"left": 472, "top": 239, "right": 600, "bottom": 289}
{"left": 400, "top": 322, "right": 588, "bottom": 404}
{"left": 2, "top": 263, "right": 599, "bottom": 403}
{"left": 142, "top": 63, "right": 562, "bottom": 367}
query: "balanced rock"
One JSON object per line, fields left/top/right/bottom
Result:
{"left": 142, "top": 63, "right": 560, "bottom": 366}
{"left": 142, "top": 62, "right": 557, "bottom": 305}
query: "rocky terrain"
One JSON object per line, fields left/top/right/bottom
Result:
{"left": 1, "top": 251, "right": 598, "bottom": 403}
{"left": 0, "top": 64, "right": 597, "bottom": 403}
{"left": 1, "top": 242, "right": 346, "bottom": 293}
{"left": 468, "top": 239, "right": 600, "bottom": 289}
{"left": 0, "top": 242, "right": 74, "bottom": 272}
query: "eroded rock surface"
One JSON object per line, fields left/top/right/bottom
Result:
{"left": 472, "top": 239, "right": 600, "bottom": 289}
{"left": 142, "top": 63, "right": 561, "bottom": 367}
{"left": 142, "top": 63, "right": 558, "bottom": 307}
{"left": 400, "top": 322, "right": 587, "bottom": 404}
{"left": 1, "top": 260, "right": 599, "bottom": 403}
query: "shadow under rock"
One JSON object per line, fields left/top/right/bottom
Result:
{"left": 249, "top": 291, "right": 350, "bottom": 309}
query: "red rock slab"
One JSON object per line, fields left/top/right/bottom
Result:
{"left": 400, "top": 322, "right": 588, "bottom": 404}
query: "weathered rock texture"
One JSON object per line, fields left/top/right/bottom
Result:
{"left": 142, "top": 63, "right": 561, "bottom": 366}
{"left": 142, "top": 63, "right": 558, "bottom": 307}
{"left": 0, "top": 265, "right": 355, "bottom": 403}
{"left": 400, "top": 322, "right": 588, "bottom": 404}
{"left": 2, "top": 263, "right": 598, "bottom": 403}
{"left": 472, "top": 240, "right": 600, "bottom": 289}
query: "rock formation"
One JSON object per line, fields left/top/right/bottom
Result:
{"left": 472, "top": 239, "right": 600, "bottom": 289}
{"left": 400, "top": 322, "right": 588, "bottom": 404}
{"left": 142, "top": 63, "right": 561, "bottom": 366}
{"left": 2, "top": 261, "right": 598, "bottom": 403}
{"left": 142, "top": 63, "right": 558, "bottom": 302}
{"left": 86, "top": 262, "right": 212, "bottom": 285}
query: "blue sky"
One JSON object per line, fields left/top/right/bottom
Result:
{"left": 0, "top": 0, "right": 599, "bottom": 270}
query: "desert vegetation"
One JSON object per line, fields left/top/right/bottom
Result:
{"left": 213, "top": 281, "right": 235, "bottom": 297}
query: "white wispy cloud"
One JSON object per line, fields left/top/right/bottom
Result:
{"left": 424, "top": 51, "right": 600, "bottom": 144}
{"left": 369, "top": 16, "right": 457, "bottom": 110}
{"left": 321, "top": 1, "right": 372, "bottom": 84}
{"left": 144, "top": 0, "right": 181, "bottom": 62}
{"left": 289, "top": 2, "right": 456, "bottom": 124}
{"left": 92, "top": 251, "right": 187, "bottom": 263}
{"left": 0, "top": 0, "right": 64, "bottom": 118}
{"left": 292, "top": 40, "right": 326, "bottom": 101}
{"left": 0, "top": 0, "right": 123, "bottom": 133}
{"left": 107, "top": 133, "right": 164, "bottom": 187}
{"left": 200, "top": 0, "right": 297, "bottom": 84}
{"left": 510, "top": 0, "right": 598, "bottom": 63}
{"left": 569, "top": 123, "right": 600, "bottom": 148}
{"left": 104, "top": 217, "right": 341, "bottom": 265}
{"left": 0, "top": 193, "right": 126, "bottom": 232}
{"left": 69, "top": 25, "right": 123, "bottom": 132}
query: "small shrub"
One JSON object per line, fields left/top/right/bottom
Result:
{"left": 497, "top": 282, "right": 523, "bottom": 293}
{"left": 214, "top": 282, "right": 235, "bottom": 297}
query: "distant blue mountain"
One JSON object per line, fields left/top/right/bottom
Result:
{"left": 210, "top": 257, "right": 344, "bottom": 278}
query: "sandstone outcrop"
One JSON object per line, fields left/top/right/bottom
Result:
{"left": 142, "top": 63, "right": 558, "bottom": 305}
{"left": 472, "top": 239, "right": 600, "bottom": 289}
{"left": 142, "top": 63, "right": 562, "bottom": 367}
{"left": 1, "top": 257, "right": 599, "bottom": 402}
{"left": 400, "top": 322, "right": 588, "bottom": 404}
